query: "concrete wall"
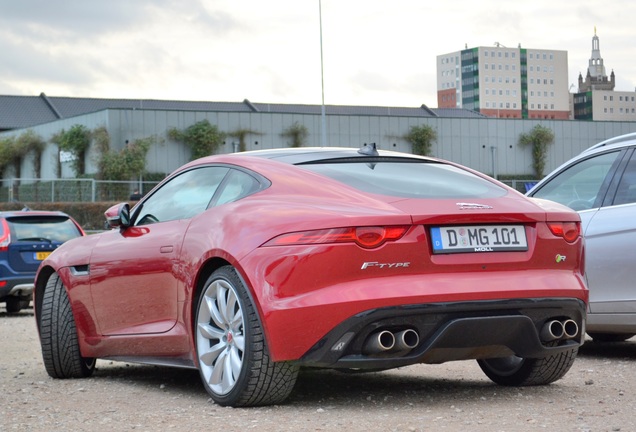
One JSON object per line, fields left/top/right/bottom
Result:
{"left": 2, "top": 108, "right": 636, "bottom": 183}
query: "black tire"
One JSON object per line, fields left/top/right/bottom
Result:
{"left": 195, "top": 266, "right": 299, "bottom": 407}
{"left": 588, "top": 332, "right": 635, "bottom": 342}
{"left": 39, "top": 272, "right": 96, "bottom": 378}
{"left": 5, "top": 296, "right": 23, "bottom": 313}
{"left": 477, "top": 347, "right": 578, "bottom": 386}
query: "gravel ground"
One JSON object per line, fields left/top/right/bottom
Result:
{"left": 1, "top": 305, "right": 635, "bottom": 432}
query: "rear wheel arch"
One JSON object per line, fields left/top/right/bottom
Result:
{"left": 191, "top": 257, "right": 261, "bottom": 333}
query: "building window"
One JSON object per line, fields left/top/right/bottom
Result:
{"left": 551, "top": 104, "right": 554, "bottom": 109}
{"left": 604, "top": 108, "right": 608, "bottom": 113}
{"left": 485, "top": 51, "right": 489, "bottom": 57}
{"left": 604, "top": 95, "right": 608, "bottom": 100}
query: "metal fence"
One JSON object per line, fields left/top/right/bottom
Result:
{"left": 2, "top": 177, "right": 539, "bottom": 203}
{"left": 2, "top": 178, "right": 161, "bottom": 203}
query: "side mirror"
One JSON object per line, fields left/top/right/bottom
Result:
{"left": 104, "top": 203, "right": 131, "bottom": 229}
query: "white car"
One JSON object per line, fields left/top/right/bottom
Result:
{"left": 528, "top": 133, "right": 636, "bottom": 342}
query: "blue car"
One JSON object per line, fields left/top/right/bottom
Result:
{"left": 0, "top": 209, "right": 84, "bottom": 313}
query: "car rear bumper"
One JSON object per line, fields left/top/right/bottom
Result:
{"left": 298, "top": 298, "right": 586, "bottom": 369}
{"left": 0, "top": 280, "right": 35, "bottom": 299}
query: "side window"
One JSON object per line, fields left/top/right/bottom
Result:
{"left": 214, "top": 170, "right": 262, "bottom": 206}
{"left": 531, "top": 151, "right": 620, "bottom": 211}
{"left": 613, "top": 152, "right": 636, "bottom": 206}
{"left": 135, "top": 167, "right": 229, "bottom": 225}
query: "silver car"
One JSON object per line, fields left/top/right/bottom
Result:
{"left": 528, "top": 132, "right": 636, "bottom": 342}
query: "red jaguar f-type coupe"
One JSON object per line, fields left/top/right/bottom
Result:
{"left": 34, "top": 145, "right": 588, "bottom": 407}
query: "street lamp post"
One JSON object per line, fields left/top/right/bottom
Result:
{"left": 319, "top": 0, "right": 327, "bottom": 147}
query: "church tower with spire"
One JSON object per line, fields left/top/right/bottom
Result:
{"left": 578, "top": 27, "right": 615, "bottom": 92}
{"left": 573, "top": 28, "right": 635, "bottom": 121}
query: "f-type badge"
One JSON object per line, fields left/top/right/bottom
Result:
{"left": 456, "top": 202, "right": 493, "bottom": 210}
{"left": 361, "top": 261, "right": 410, "bottom": 270}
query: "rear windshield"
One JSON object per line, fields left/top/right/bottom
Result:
{"left": 7, "top": 216, "right": 82, "bottom": 243}
{"left": 298, "top": 160, "right": 506, "bottom": 199}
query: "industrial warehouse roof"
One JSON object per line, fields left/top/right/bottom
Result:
{"left": 0, "top": 93, "right": 486, "bottom": 131}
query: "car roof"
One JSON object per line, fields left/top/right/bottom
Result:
{"left": 580, "top": 132, "right": 636, "bottom": 155}
{"left": 0, "top": 209, "right": 71, "bottom": 219}
{"left": 238, "top": 145, "right": 434, "bottom": 165}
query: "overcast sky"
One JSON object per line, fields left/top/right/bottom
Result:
{"left": 1, "top": 0, "right": 634, "bottom": 108}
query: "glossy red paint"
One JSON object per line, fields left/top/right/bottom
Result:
{"left": 33, "top": 148, "right": 588, "bottom": 378}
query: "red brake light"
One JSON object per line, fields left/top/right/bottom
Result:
{"left": 0, "top": 219, "right": 10, "bottom": 251}
{"left": 547, "top": 222, "right": 580, "bottom": 243}
{"left": 264, "top": 226, "right": 409, "bottom": 249}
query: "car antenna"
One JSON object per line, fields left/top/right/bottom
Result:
{"left": 358, "top": 142, "right": 379, "bottom": 156}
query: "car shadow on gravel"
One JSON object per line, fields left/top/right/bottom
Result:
{"left": 289, "top": 367, "right": 516, "bottom": 407}
{"left": 579, "top": 338, "right": 636, "bottom": 359}
{"left": 89, "top": 361, "right": 543, "bottom": 407}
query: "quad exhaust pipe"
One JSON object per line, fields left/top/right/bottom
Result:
{"left": 363, "top": 328, "right": 419, "bottom": 355}
{"left": 540, "top": 319, "right": 579, "bottom": 342}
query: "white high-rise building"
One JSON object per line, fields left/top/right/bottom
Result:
{"left": 437, "top": 44, "right": 570, "bottom": 119}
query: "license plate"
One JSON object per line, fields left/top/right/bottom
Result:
{"left": 35, "top": 251, "right": 52, "bottom": 260}
{"left": 430, "top": 225, "right": 528, "bottom": 254}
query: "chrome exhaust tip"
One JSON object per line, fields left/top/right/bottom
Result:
{"left": 562, "top": 319, "right": 579, "bottom": 339}
{"left": 540, "top": 320, "right": 565, "bottom": 342}
{"left": 393, "top": 329, "right": 419, "bottom": 351}
{"left": 362, "top": 330, "right": 395, "bottom": 354}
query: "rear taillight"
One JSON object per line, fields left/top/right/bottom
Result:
{"left": 264, "top": 226, "right": 409, "bottom": 249}
{"left": 547, "top": 222, "right": 580, "bottom": 243}
{"left": 0, "top": 219, "right": 10, "bottom": 251}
